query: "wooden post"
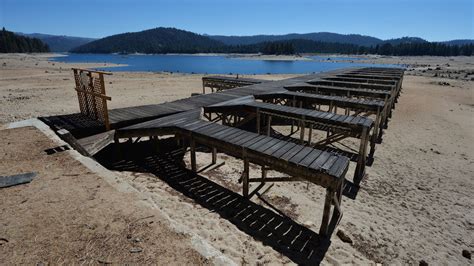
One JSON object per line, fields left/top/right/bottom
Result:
{"left": 190, "top": 139, "right": 197, "bottom": 172}
{"left": 299, "top": 121, "right": 305, "bottom": 144}
{"left": 375, "top": 107, "right": 383, "bottom": 142}
{"left": 212, "top": 147, "right": 217, "bottom": 164}
{"left": 354, "top": 127, "right": 368, "bottom": 183}
{"left": 308, "top": 125, "right": 312, "bottom": 144}
{"left": 243, "top": 158, "right": 249, "bottom": 197}
{"left": 99, "top": 73, "right": 111, "bottom": 130}
{"left": 266, "top": 115, "right": 272, "bottom": 136}
{"left": 319, "top": 188, "right": 333, "bottom": 237}
{"left": 256, "top": 110, "right": 261, "bottom": 134}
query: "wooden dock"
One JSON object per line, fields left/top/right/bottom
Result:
{"left": 202, "top": 75, "right": 266, "bottom": 94}
{"left": 203, "top": 96, "right": 375, "bottom": 182}
{"left": 41, "top": 66, "right": 404, "bottom": 238}
{"left": 115, "top": 110, "right": 349, "bottom": 236}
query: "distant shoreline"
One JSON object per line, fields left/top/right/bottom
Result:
{"left": 62, "top": 52, "right": 373, "bottom": 62}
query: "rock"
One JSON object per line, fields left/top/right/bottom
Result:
{"left": 0, "top": 238, "right": 8, "bottom": 245}
{"left": 303, "top": 220, "right": 314, "bottom": 227}
{"left": 130, "top": 247, "right": 143, "bottom": 253}
{"left": 336, "top": 229, "right": 353, "bottom": 244}
{"left": 97, "top": 259, "right": 112, "bottom": 264}
{"left": 419, "top": 260, "right": 428, "bottom": 266}
{"left": 462, "top": 249, "right": 471, "bottom": 259}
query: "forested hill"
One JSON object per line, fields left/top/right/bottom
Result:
{"left": 71, "top": 27, "right": 226, "bottom": 54}
{"left": 208, "top": 32, "right": 383, "bottom": 46}
{"left": 17, "top": 33, "right": 96, "bottom": 52}
{"left": 71, "top": 27, "right": 473, "bottom": 56}
{"left": 0, "top": 28, "right": 50, "bottom": 53}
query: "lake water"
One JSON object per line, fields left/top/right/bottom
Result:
{"left": 51, "top": 54, "right": 398, "bottom": 74}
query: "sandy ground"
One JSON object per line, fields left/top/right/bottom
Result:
{"left": 0, "top": 53, "right": 473, "bottom": 264}
{"left": 0, "top": 126, "right": 209, "bottom": 265}
{"left": 0, "top": 53, "right": 294, "bottom": 123}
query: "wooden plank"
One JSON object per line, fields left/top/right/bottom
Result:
{"left": 234, "top": 132, "right": 261, "bottom": 146}
{"left": 0, "top": 172, "right": 37, "bottom": 188}
{"left": 299, "top": 149, "right": 323, "bottom": 167}
{"left": 309, "top": 151, "right": 332, "bottom": 170}
{"left": 328, "top": 157, "right": 350, "bottom": 178}
{"left": 254, "top": 138, "right": 281, "bottom": 153}
{"left": 280, "top": 145, "right": 306, "bottom": 161}
{"left": 212, "top": 127, "right": 239, "bottom": 140}
{"left": 261, "top": 140, "right": 289, "bottom": 155}
{"left": 289, "top": 146, "right": 314, "bottom": 164}
{"left": 190, "top": 122, "right": 218, "bottom": 134}
{"left": 272, "top": 142, "right": 297, "bottom": 158}
{"left": 242, "top": 135, "right": 267, "bottom": 148}
{"left": 221, "top": 130, "right": 248, "bottom": 143}
{"left": 321, "top": 155, "right": 338, "bottom": 171}
{"left": 247, "top": 136, "right": 274, "bottom": 150}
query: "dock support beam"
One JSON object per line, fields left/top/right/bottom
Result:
{"left": 319, "top": 188, "right": 333, "bottom": 236}
{"left": 190, "top": 139, "right": 197, "bottom": 172}
{"left": 243, "top": 158, "right": 249, "bottom": 197}
{"left": 212, "top": 147, "right": 217, "bottom": 164}
{"left": 266, "top": 116, "right": 272, "bottom": 136}
{"left": 354, "top": 127, "right": 369, "bottom": 183}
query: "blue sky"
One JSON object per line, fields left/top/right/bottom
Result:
{"left": 1, "top": 0, "right": 472, "bottom": 41}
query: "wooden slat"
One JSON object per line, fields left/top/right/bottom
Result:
{"left": 280, "top": 145, "right": 306, "bottom": 161}
{"left": 289, "top": 146, "right": 315, "bottom": 164}
{"left": 272, "top": 142, "right": 297, "bottom": 158}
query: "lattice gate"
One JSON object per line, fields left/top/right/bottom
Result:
{"left": 72, "top": 68, "right": 112, "bottom": 130}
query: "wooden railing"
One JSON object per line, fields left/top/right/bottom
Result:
{"left": 72, "top": 68, "right": 112, "bottom": 130}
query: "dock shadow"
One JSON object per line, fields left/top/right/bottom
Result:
{"left": 39, "top": 113, "right": 105, "bottom": 138}
{"left": 95, "top": 139, "right": 335, "bottom": 265}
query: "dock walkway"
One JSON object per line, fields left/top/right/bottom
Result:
{"left": 116, "top": 110, "right": 349, "bottom": 236}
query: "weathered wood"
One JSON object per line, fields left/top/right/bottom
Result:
{"left": 0, "top": 172, "right": 37, "bottom": 188}
{"left": 77, "top": 130, "right": 115, "bottom": 156}
{"left": 71, "top": 68, "right": 112, "bottom": 75}
{"left": 354, "top": 127, "right": 369, "bottom": 182}
{"left": 74, "top": 88, "right": 111, "bottom": 100}
{"left": 243, "top": 157, "right": 249, "bottom": 197}
{"left": 212, "top": 147, "right": 217, "bottom": 164}
{"left": 266, "top": 115, "right": 272, "bottom": 136}
{"left": 72, "top": 68, "right": 112, "bottom": 130}
{"left": 202, "top": 75, "right": 265, "bottom": 94}
{"left": 57, "top": 128, "right": 90, "bottom": 156}
{"left": 319, "top": 188, "right": 333, "bottom": 236}
{"left": 190, "top": 139, "right": 197, "bottom": 172}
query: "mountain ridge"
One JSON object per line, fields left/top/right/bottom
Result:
{"left": 71, "top": 27, "right": 226, "bottom": 54}
{"left": 208, "top": 32, "right": 383, "bottom": 46}
{"left": 16, "top": 32, "right": 96, "bottom": 52}
{"left": 18, "top": 28, "right": 473, "bottom": 52}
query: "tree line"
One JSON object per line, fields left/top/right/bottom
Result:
{"left": 231, "top": 39, "right": 473, "bottom": 56}
{"left": 0, "top": 28, "right": 50, "bottom": 53}
{"left": 361, "top": 42, "right": 473, "bottom": 56}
